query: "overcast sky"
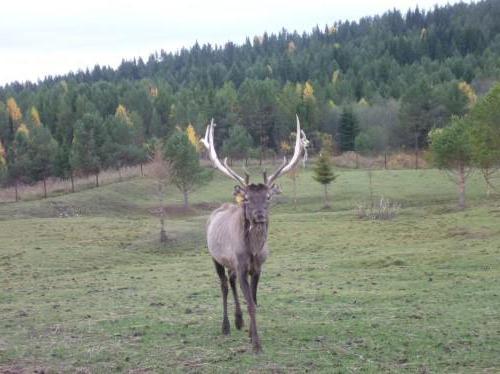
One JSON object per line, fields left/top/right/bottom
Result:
{"left": 0, "top": 0, "right": 473, "bottom": 85}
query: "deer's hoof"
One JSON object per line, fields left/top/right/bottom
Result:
{"left": 252, "top": 343, "right": 263, "bottom": 354}
{"left": 222, "top": 320, "right": 230, "bottom": 335}
{"left": 235, "top": 314, "right": 244, "bottom": 330}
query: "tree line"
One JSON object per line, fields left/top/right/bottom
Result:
{"left": 1, "top": 0, "right": 500, "bottom": 196}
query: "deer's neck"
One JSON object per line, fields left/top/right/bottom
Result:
{"left": 244, "top": 219, "right": 268, "bottom": 255}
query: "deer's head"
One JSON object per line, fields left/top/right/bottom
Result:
{"left": 201, "top": 115, "right": 308, "bottom": 225}
{"left": 233, "top": 183, "right": 281, "bottom": 224}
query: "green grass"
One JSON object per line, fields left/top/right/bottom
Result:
{"left": 1, "top": 168, "right": 499, "bottom": 373}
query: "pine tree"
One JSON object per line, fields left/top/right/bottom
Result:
{"left": 163, "top": 131, "right": 212, "bottom": 208}
{"left": 70, "top": 113, "right": 106, "bottom": 186}
{"left": 222, "top": 124, "right": 253, "bottom": 164}
{"left": 101, "top": 105, "right": 143, "bottom": 176}
{"left": 468, "top": 83, "right": 500, "bottom": 194}
{"left": 7, "top": 124, "right": 30, "bottom": 201}
{"left": 0, "top": 101, "right": 9, "bottom": 146}
{"left": 339, "top": 107, "right": 359, "bottom": 152}
{"left": 27, "top": 125, "right": 58, "bottom": 198}
{"left": 429, "top": 116, "right": 473, "bottom": 209}
{"left": 313, "top": 152, "right": 337, "bottom": 208}
{"left": 54, "top": 143, "right": 75, "bottom": 192}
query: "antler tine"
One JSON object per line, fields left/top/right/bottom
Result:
{"left": 200, "top": 119, "right": 246, "bottom": 186}
{"left": 243, "top": 165, "right": 251, "bottom": 185}
{"left": 223, "top": 157, "right": 246, "bottom": 185}
{"left": 267, "top": 115, "right": 308, "bottom": 186}
{"left": 200, "top": 120, "right": 210, "bottom": 149}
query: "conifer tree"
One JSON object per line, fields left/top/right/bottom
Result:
{"left": 8, "top": 124, "right": 30, "bottom": 200}
{"left": 222, "top": 124, "right": 253, "bottom": 165}
{"left": 468, "top": 84, "right": 500, "bottom": 194}
{"left": 429, "top": 116, "right": 473, "bottom": 209}
{"left": 313, "top": 151, "right": 337, "bottom": 208}
{"left": 70, "top": 113, "right": 106, "bottom": 187}
{"left": 163, "top": 131, "right": 212, "bottom": 208}
{"left": 339, "top": 107, "right": 359, "bottom": 152}
{"left": 0, "top": 101, "right": 9, "bottom": 146}
{"left": 27, "top": 125, "right": 58, "bottom": 198}
{"left": 54, "top": 143, "right": 75, "bottom": 192}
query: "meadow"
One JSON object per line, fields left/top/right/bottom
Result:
{"left": 0, "top": 167, "right": 499, "bottom": 373}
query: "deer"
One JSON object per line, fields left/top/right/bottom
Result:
{"left": 200, "top": 116, "right": 308, "bottom": 353}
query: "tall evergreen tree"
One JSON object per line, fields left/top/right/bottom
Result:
{"left": 70, "top": 113, "right": 106, "bottom": 186}
{"left": 7, "top": 125, "right": 30, "bottom": 200}
{"left": 339, "top": 107, "right": 359, "bottom": 152}
{"left": 429, "top": 116, "right": 474, "bottom": 209}
{"left": 54, "top": 143, "right": 75, "bottom": 192}
{"left": 27, "top": 125, "right": 58, "bottom": 198}
{"left": 163, "top": 131, "right": 212, "bottom": 208}
{"left": 222, "top": 124, "right": 253, "bottom": 164}
{"left": 468, "top": 84, "right": 500, "bottom": 194}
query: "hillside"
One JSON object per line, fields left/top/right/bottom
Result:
{"left": 1, "top": 0, "right": 500, "bottom": 189}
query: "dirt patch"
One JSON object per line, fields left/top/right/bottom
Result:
{"left": 149, "top": 202, "right": 220, "bottom": 218}
{"left": 0, "top": 365, "right": 49, "bottom": 374}
{"left": 446, "top": 227, "right": 494, "bottom": 239}
{"left": 363, "top": 257, "right": 408, "bottom": 268}
{"left": 194, "top": 202, "right": 221, "bottom": 211}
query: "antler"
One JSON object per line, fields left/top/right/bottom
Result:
{"left": 200, "top": 119, "right": 246, "bottom": 186}
{"left": 266, "top": 115, "right": 309, "bottom": 186}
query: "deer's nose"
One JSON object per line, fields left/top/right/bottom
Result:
{"left": 254, "top": 210, "right": 267, "bottom": 222}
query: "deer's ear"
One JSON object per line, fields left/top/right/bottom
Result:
{"left": 269, "top": 184, "right": 282, "bottom": 198}
{"left": 233, "top": 185, "right": 245, "bottom": 197}
{"left": 233, "top": 185, "right": 246, "bottom": 205}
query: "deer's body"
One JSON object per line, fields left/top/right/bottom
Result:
{"left": 207, "top": 203, "right": 268, "bottom": 272}
{"left": 201, "top": 116, "right": 308, "bottom": 353}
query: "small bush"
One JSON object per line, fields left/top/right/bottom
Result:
{"left": 356, "top": 197, "right": 401, "bottom": 220}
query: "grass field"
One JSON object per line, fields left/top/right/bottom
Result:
{"left": 1, "top": 168, "right": 499, "bottom": 373}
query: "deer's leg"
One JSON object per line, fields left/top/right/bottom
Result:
{"left": 213, "top": 260, "right": 230, "bottom": 335}
{"left": 229, "top": 270, "right": 243, "bottom": 330}
{"left": 238, "top": 266, "right": 262, "bottom": 353}
{"left": 251, "top": 270, "right": 261, "bottom": 306}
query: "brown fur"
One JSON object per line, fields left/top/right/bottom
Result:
{"left": 207, "top": 184, "right": 273, "bottom": 353}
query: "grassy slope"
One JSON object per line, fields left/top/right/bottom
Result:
{"left": 0, "top": 168, "right": 499, "bottom": 373}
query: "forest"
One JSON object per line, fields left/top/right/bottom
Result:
{"left": 1, "top": 0, "right": 500, "bottom": 192}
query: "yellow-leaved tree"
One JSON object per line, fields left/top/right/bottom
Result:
{"left": 458, "top": 81, "right": 477, "bottom": 108}
{"left": 303, "top": 81, "right": 315, "bottom": 100}
{"left": 302, "top": 81, "right": 318, "bottom": 131}
{"left": 332, "top": 70, "right": 340, "bottom": 84}
{"left": 16, "top": 123, "right": 30, "bottom": 137}
{"left": 7, "top": 98, "right": 22, "bottom": 129}
{"left": 186, "top": 124, "right": 200, "bottom": 152}
{"left": 0, "top": 142, "right": 6, "bottom": 168}
{"left": 115, "top": 104, "right": 133, "bottom": 127}
{"left": 280, "top": 140, "right": 291, "bottom": 155}
{"left": 30, "top": 107, "right": 41, "bottom": 127}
